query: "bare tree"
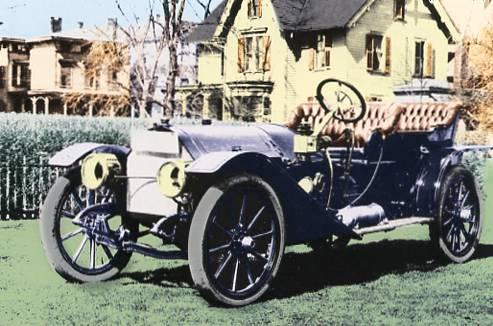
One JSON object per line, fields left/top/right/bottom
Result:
{"left": 458, "top": 27, "right": 493, "bottom": 131}
{"left": 63, "top": 41, "right": 131, "bottom": 116}
{"left": 114, "top": 0, "right": 212, "bottom": 118}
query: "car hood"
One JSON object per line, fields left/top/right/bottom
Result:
{"left": 169, "top": 124, "right": 295, "bottom": 161}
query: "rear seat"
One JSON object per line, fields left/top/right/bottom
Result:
{"left": 285, "top": 101, "right": 462, "bottom": 147}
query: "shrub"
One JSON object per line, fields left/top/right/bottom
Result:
{"left": 0, "top": 113, "right": 151, "bottom": 219}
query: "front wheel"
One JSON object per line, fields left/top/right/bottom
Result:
{"left": 40, "top": 169, "right": 137, "bottom": 282}
{"left": 431, "top": 166, "right": 482, "bottom": 263}
{"left": 188, "top": 175, "right": 285, "bottom": 306}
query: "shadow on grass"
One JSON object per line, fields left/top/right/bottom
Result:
{"left": 118, "top": 240, "right": 493, "bottom": 301}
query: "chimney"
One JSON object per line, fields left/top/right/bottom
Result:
{"left": 78, "top": 21, "right": 84, "bottom": 29}
{"left": 50, "top": 17, "right": 62, "bottom": 33}
{"left": 107, "top": 18, "right": 118, "bottom": 39}
{"left": 107, "top": 18, "right": 118, "bottom": 30}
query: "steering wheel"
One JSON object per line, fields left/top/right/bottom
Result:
{"left": 315, "top": 78, "right": 367, "bottom": 123}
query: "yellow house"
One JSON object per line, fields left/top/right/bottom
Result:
{"left": 184, "top": 0, "right": 459, "bottom": 123}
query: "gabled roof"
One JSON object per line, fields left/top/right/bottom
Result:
{"left": 189, "top": 0, "right": 459, "bottom": 42}
{"left": 271, "top": 0, "right": 366, "bottom": 32}
{"left": 188, "top": 0, "right": 228, "bottom": 42}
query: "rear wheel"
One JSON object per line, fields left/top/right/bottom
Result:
{"left": 432, "top": 166, "right": 482, "bottom": 263}
{"left": 40, "top": 169, "right": 137, "bottom": 282}
{"left": 188, "top": 175, "right": 285, "bottom": 306}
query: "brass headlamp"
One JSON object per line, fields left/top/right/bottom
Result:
{"left": 81, "top": 153, "right": 121, "bottom": 190}
{"left": 156, "top": 160, "right": 187, "bottom": 198}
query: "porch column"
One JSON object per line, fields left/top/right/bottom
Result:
{"left": 21, "top": 99, "right": 26, "bottom": 113}
{"left": 63, "top": 102, "right": 68, "bottom": 116}
{"left": 202, "top": 93, "right": 210, "bottom": 119}
{"left": 88, "top": 104, "right": 93, "bottom": 117}
{"left": 182, "top": 93, "right": 188, "bottom": 116}
{"left": 110, "top": 106, "right": 115, "bottom": 117}
{"left": 30, "top": 97, "right": 36, "bottom": 114}
{"left": 44, "top": 97, "right": 50, "bottom": 115}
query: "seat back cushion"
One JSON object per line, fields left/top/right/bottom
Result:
{"left": 396, "top": 102, "right": 462, "bottom": 132}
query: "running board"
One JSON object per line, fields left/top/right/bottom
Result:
{"left": 122, "top": 241, "right": 187, "bottom": 260}
{"left": 354, "top": 217, "right": 434, "bottom": 236}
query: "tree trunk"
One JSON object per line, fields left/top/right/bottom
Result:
{"left": 165, "top": 41, "right": 178, "bottom": 118}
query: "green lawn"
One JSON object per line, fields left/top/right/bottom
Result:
{"left": 1, "top": 163, "right": 493, "bottom": 325}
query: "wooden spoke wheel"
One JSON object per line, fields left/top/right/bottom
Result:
{"left": 40, "top": 169, "right": 137, "bottom": 282}
{"left": 433, "top": 166, "right": 482, "bottom": 263}
{"left": 188, "top": 175, "right": 285, "bottom": 306}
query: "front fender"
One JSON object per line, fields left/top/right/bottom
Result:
{"left": 187, "top": 151, "right": 357, "bottom": 245}
{"left": 48, "top": 142, "right": 130, "bottom": 168}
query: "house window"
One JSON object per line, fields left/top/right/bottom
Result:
{"left": 315, "top": 33, "right": 332, "bottom": 69}
{"left": 366, "top": 34, "right": 391, "bottom": 74}
{"left": 85, "top": 69, "right": 101, "bottom": 90}
{"left": 414, "top": 41, "right": 425, "bottom": 77}
{"left": 0, "top": 66, "right": 5, "bottom": 89}
{"left": 394, "top": 0, "right": 406, "bottom": 20}
{"left": 248, "top": 0, "right": 262, "bottom": 18}
{"left": 238, "top": 35, "right": 271, "bottom": 73}
{"left": 108, "top": 69, "right": 119, "bottom": 90}
{"left": 60, "top": 67, "right": 72, "bottom": 88}
{"left": 12, "top": 63, "right": 29, "bottom": 88}
{"left": 415, "top": 40, "right": 435, "bottom": 78}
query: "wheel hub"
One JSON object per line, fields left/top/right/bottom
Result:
{"left": 460, "top": 208, "right": 472, "bottom": 221}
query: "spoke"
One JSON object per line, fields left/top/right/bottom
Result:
{"left": 456, "top": 181, "right": 464, "bottom": 203}
{"left": 459, "top": 222, "right": 470, "bottom": 240}
{"left": 246, "top": 206, "right": 266, "bottom": 232}
{"left": 87, "top": 190, "right": 95, "bottom": 206}
{"left": 101, "top": 245, "right": 114, "bottom": 260}
{"left": 209, "top": 242, "right": 231, "bottom": 254}
{"left": 445, "top": 224, "right": 455, "bottom": 243}
{"left": 460, "top": 190, "right": 470, "bottom": 208}
{"left": 238, "top": 195, "right": 247, "bottom": 227}
{"left": 443, "top": 207, "right": 455, "bottom": 216}
{"left": 244, "top": 257, "right": 254, "bottom": 285}
{"left": 232, "top": 258, "right": 240, "bottom": 291}
{"left": 89, "top": 239, "right": 96, "bottom": 269}
{"left": 250, "top": 249, "right": 268, "bottom": 262}
{"left": 214, "top": 252, "right": 232, "bottom": 279}
{"left": 251, "top": 229, "right": 274, "bottom": 240}
{"left": 72, "top": 235, "right": 88, "bottom": 264}
{"left": 61, "top": 210, "right": 76, "bottom": 219}
{"left": 61, "top": 228, "right": 84, "bottom": 241}
{"left": 71, "top": 191, "right": 85, "bottom": 210}
{"left": 211, "top": 218, "right": 232, "bottom": 238}
{"left": 442, "top": 216, "right": 454, "bottom": 227}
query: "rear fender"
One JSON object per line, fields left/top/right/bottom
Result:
{"left": 412, "top": 148, "right": 464, "bottom": 216}
{"left": 48, "top": 143, "right": 130, "bottom": 168}
{"left": 186, "top": 151, "right": 357, "bottom": 245}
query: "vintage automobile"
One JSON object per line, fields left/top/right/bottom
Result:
{"left": 40, "top": 79, "right": 490, "bottom": 306}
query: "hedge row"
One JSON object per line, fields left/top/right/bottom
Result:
{"left": 0, "top": 113, "right": 153, "bottom": 167}
{"left": 0, "top": 113, "right": 152, "bottom": 219}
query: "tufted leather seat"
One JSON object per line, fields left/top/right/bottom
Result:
{"left": 396, "top": 102, "right": 461, "bottom": 132}
{"left": 285, "top": 101, "right": 462, "bottom": 147}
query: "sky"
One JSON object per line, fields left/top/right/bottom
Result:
{"left": 0, "top": 0, "right": 223, "bottom": 38}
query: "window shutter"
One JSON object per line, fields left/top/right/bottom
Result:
{"left": 238, "top": 38, "right": 245, "bottom": 73}
{"left": 425, "top": 42, "right": 434, "bottom": 77}
{"left": 385, "top": 37, "right": 391, "bottom": 74}
{"left": 366, "top": 34, "right": 373, "bottom": 70}
{"left": 258, "top": 0, "right": 263, "bottom": 17}
{"left": 308, "top": 49, "right": 315, "bottom": 71}
{"left": 263, "top": 36, "right": 271, "bottom": 71}
{"left": 325, "top": 34, "right": 332, "bottom": 67}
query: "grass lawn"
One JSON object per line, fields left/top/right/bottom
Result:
{"left": 1, "top": 162, "right": 493, "bottom": 325}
